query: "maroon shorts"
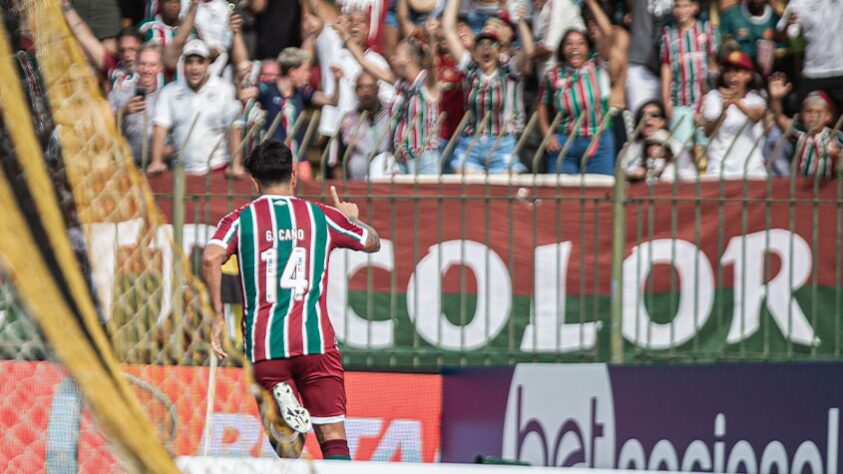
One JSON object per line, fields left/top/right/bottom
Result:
{"left": 252, "top": 349, "right": 346, "bottom": 424}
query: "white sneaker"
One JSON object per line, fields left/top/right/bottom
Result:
{"left": 272, "top": 382, "right": 312, "bottom": 433}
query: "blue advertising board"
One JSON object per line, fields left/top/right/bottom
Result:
{"left": 442, "top": 364, "right": 843, "bottom": 473}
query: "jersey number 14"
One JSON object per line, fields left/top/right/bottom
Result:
{"left": 260, "top": 247, "right": 309, "bottom": 303}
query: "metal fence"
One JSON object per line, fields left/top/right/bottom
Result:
{"left": 134, "top": 107, "right": 843, "bottom": 371}
{"left": 3, "top": 105, "right": 842, "bottom": 370}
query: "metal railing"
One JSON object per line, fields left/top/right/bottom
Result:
{"left": 4, "top": 106, "right": 838, "bottom": 370}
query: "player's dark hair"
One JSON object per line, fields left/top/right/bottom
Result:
{"left": 245, "top": 139, "right": 294, "bottom": 187}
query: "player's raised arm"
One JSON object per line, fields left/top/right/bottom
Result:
{"left": 330, "top": 185, "right": 380, "bottom": 253}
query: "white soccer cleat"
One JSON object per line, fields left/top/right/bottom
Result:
{"left": 272, "top": 382, "right": 312, "bottom": 434}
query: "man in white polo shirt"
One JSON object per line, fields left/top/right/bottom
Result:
{"left": 148, "top": 39, "right": 245, "bottom": 176}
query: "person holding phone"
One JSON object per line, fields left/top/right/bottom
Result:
{"left": 107, "top": 42, "right": 171, "bottom": 167}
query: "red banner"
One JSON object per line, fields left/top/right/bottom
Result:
{"left": 149, "top": 175, "right": 841, "bottom": 294}
{"left": 0, "top": 361, "right": 441, "bottom": 470}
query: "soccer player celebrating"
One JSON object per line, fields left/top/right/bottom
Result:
{"left": 202, "top": 140, "right": 380, "bottom": 460}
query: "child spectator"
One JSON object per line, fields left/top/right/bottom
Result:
{"left": 660, "top": 0, "right": 719, "bottom": 156}
{"left": 620, "top": 100, "right": 697, "bottom": 182}
{"left": 769, "top": 74, "right": 843, "bottom": 178}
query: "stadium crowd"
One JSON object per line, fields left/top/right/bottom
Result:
{"left": 37, "top": 0, "right": 843, "bottom": 180}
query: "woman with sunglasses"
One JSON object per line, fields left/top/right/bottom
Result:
{"left": 619, "top": 100, "right": 696, "bottom": 182}
{"left": 442, "top": 0, "right": 535, "bottom": 174}
{"left": 537, "top": 0, "right": 625, "bottom": 175}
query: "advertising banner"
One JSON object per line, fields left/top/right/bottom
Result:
{"left": 145, "top": 176, "right": 842, "bottom": 364}
{"left": 0, "top": 361, "right": 441, "bottom": 471}
{"left": 441, "top": 363, "right": 843, "bottom": 473}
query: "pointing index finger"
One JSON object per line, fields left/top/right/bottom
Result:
{"left": 330, "top": 185, "right": 341, "bottom": 207}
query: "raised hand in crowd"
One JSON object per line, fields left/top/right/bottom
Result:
{"left": 768, "top": 73, "right": 793, "bottom": 101}
{"left": 305, "top": 13, "right": 323, "bottom": 37}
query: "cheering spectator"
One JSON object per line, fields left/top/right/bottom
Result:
{"left": 62, "top": 0, "right": 142, "bottom": 91}
{"left": 148, "top": 39, "right": 244, "bottom": 176}
{"left": 718, "top": 0, "right": 781, "bottom": 71}
{"left": 626, "top": 0, "right": 674, "bottom": 114}
{"left": 330, "top": 72, "right": 398, "bottom": 178}
{"left": 442, "top": 0, "right": 534, "bottom": 174}
{"left": 702, "top": 51, "right": 767, "bottom": 178}
{"left": 538, "top": 26, "right": 624, "bottom": 175}
{"left": 582, "top": 0, "right": 630, "bottom": 109}
{"left": 619, "top": 100, "right": 697, "bottom": 182}
{"left": 769, "top": 74, "right": 843, "bottom": 178}
{"left": 108, "top": 43, "right": 167, "bottom": 167}
{"left": 241, "top": 47, "right": 342, "bottom": 179}
{"left": 336, "top": 0, "right": 391, "bottom": 54}
{"left": 432, "top": 16, "right": 469, "bottom": 142}
{"left": 138, "top": 0, "right": 183, "bottom": 49}
{"left": 250, "top": 0, "right": 303, "bottom": 60}
{"left": 341, "top": 23, "right": 442, "bottom": 174}
{"left": 308, "top": 0, "right": 395, "bottom": 138}
{"left": 660, "top": 0, "right": 719, "bottom": 157}
{"left": 161, "top": 0, "right": 231, "bottom": 78}
{"left": 778, "top": 0, "right": 843, "bottom": 113}
{"left": 193, "top": 0, "right": 233, "bottom": 58}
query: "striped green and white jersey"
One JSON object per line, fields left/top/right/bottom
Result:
{"left": 660, "top": 21, "right": 719, "bottom": 110}
{"left": 390, "top": 70, "right": 440, "bottom": 165}
{"left": 209, "top": 195, "right": 368, "bottom": 362}
{"left": 540, "top": 57, "right": 611, "bottom": 138}
{"left": 793, "top": 126, "right": 843, "bottom": 178}
{"left": 457, "top": 52, "right": 525, "bottom": 136}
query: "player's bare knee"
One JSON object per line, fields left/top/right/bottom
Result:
{"left": 313, "top": 421, "right": 346, "bottom": 443}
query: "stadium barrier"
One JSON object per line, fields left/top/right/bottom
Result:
{"left": 0, "top": 360, "right": 440, "bottom": 468}
{"left": 440, "top": 363, "right": 843, "bottom": 470}
{"left": 144, "top": 168, "right": 843, "bottom": 370}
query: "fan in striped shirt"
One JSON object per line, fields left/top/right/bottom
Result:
{"left": 203, "top": 140, "right": 380, "bottom": 459}
{"left": 770, "top": 75, "right": 843, "bottom": 179}
{"left": 138, "top": 0, "right": 183, "bottom": 50}
{"left": 441, "top": 0, "right": 534, "bottom": 174}
{"left": 340, "top": 19, "right": 444, "bottom": 174}
{"left": 659, "top": 0, "right": 719, "bottom": 149}
{"left": 538, "top": 0, "right": 625, "bottom": 175}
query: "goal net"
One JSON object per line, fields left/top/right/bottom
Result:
{"left": 0, "top": 2, "right": 300, "bottom": 471}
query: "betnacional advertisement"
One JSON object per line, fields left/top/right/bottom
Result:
{"left": 441, "top": 363, "right": 843, "bottom": 473}
{"left": 0, "top": 361, "right": 441, "bottom": 471}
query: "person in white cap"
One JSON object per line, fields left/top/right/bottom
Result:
{"left": 148, "top": 39, "right": 245, "bottom": 176}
